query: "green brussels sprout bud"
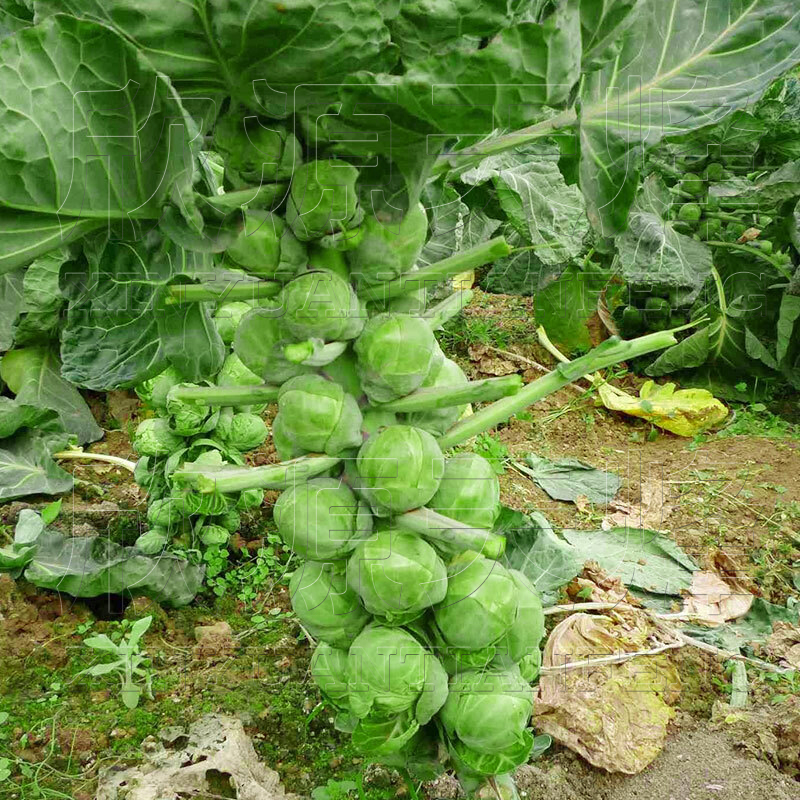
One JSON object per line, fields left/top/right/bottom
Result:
{"left": 199, "top": 524, "right": 230, "bottom": 547}
{"left": 434, "top": 552, "right": 517, "bottom": 655}
{"left": 213, "top": 112, "right": 301, "bottom": 185}
{"left": 147, "top": 496, "right": 190, "bottom": 529}
{"left": 226, "top": 210, "right": 307, "bottom": 281}
{"left": 286, "top": 159, "right": 362, "bottom": 241}
{"left": 356, "top": 425, "right": 444, "bottom": 517}
{"left": 274, "top": 478, "right": 372, "bottom": 561}
{"left": 347, "top": 625, "right": 449, "bottom": 722}
{"left": 517, "top": 648, "right": 542, "bottom": 683}
{"left": 680, "top": 172, "right": 704, "bottom": 195}
{"left": 135, "top": 366, "right": 183, "bottom": 409}
{"left": 347, "top": 203, "right": 428, "bottom": 287}
{"left": 347, "top": 529, "right": 447, "bottom": 624}
{"left": 494, "top": 570, "right": 544, "bottom": 671}
{"left": 678, "top": 203, "right": 702, "bottom": 223}
{"left": 217, "top": 412, "right": 268, "bottom": 452}
{"left": 280, "top": 271, "right": 365, "bottom": 342}
{"left": 275, "top": 374, "right": 363, "bottom": 456}
{"left": 166, "top": 384, "right": 212, "bottom": 436}
{"left": 404, "top": 357, "right": 469, "bottom": 436}
{"left": 272, "top": 413, "right": 308, "bottom": 461}
{"left": 133, "top": 418, "right": 184, "bottom": 457}
{"left": 234, "top": 306, "right": 311, "bottom": 384}
{"left": 310, "top": 642, "right": 350, "bottom": 709}
{"left": 428, "top": 453, "right": 500, "bottom": 530}
{"left": 440, "top": 665, "right": 532, "bottom": 755}
{"left": 703, "top": 162, "right": 728, "bottom": 182}
{"left": 213, "top": 302, "right": 252, "bottom": 345}
{"left": 236, "top": 487, "right": 264, "bottom": 511}
{"left": 134, "top": 528, "right": 169, "bottom": 555}
{"left": 361, "top": 408, "right": 398, "bottom": 436}
{"left": 354, "top": 313, "right": 443, "bottom": 403}
{"left": 308, "top": 244, "right": 350, "bottom": 281}
{"left": 289, "top": 561, "right": 370, "bottom": 648}
{"left": 215, "top": 509, "right": 242, "bottom": 534}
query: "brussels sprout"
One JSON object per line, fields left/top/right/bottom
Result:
{"left": 354, "top": 314, "right": 443, "bottom": 403}
{"left": 234, "top": 306, "right": 311, "bottom": 384}
{"left": 405, "top": 357, "right": 469, "bottom": 437}
{"left": 182, "top": 487, "right": 231, "bottom": 517}
{"left": 199, "top": 524, "right": 230, "bottom": 547}
{"left": 135, "top": 366, "right": 183, "bottom": 409}
{"left": 347, "top": 204, "right": 428, "bottom": 287}
{"left": 272, "top": 413, "right": 308, "bottom": 461}
{"left": 428, "top": 453, "right": 500, "bottom": 531}
{"left": 216, "top": 412, "right": 268, "bottom": 452}
{"left": 289, "top": 561, "right": 370, "bottom": 648}
{"left": 274, "top": 478, "right": 372, "bottom": 560}
{"left": 361, "top": 408, "right": 398, "bottom": 436}
{"left": 346, "top": 529, "right": 447, "bottom": 624}
{"left": 213, "top": 302, "right": 252, "bottom": 345}
{"left": 678, "top": 203, "right": 702, "bottom": 223}
{"left": 347, "top": 625, "right": 448, "bottom": 722}
{"left": 134, "top": 528, "right": 169, "bottom": 555}
{"left": 147, "top": 496, "right": 190, "bottom": 529}
{"left": 166, "top": 384, "right": 212, "bottom": 436}
{"left": 213, "top": 112, "right": 301, "bottom": 185}
{"left": 310, "top": 642, "right": 350, "bottom": 709}
{"left": 226, "top": 210, "right": 307, "bottom": 281}
{"left": 236, "top": 487, "right": 264, "bottom": 511}
{"left": 494, "top": 570, "right": 544, "bottom": 676}
{"left": 215, "top": 509, "right": 242, "bottom": 534}
{"left": 275, "top": 375, "right": 363, "bottom": 456}
{"left": 440, "top": 665, "right": 532, "bottom": 755}
{"left": 133, "top": 418, "right": 184, "bottom": 457}
{"left": 286, "top": 159, "right": 362, "bottom": 241}
{"left": 434, "top": 552, "right": 517, "bottom": 656}
{"left": 216, "top": 352, "right": 262, "bottom": 388}
{"left": 308, "top": 244, "right": 350, "bottom": 281}
{"left": 280, "top": 271, "right": 365, "bottom": 342}
{"left": 680, "top": 172, "right": 704, "bottom": 195}
{"left": 356, "top": 426, "right": 444, "bottom": 517}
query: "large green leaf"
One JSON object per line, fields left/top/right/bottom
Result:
{"left": 0, "top": 269, "right": 24, "bottom": 350}
{"left": 14, "top": 249, "right": 71, "bottom": 345}
{"left": 516, "top": 454, "right": 622, "bottom": 504}
{"left": 60, "top": 238, "right": 214, "bottom": 389}
{"left": 580, "top": 0, "right": 643, "bottom": 69}
{"left": 22, "top": 532, "right": 204, "bottom": 607}
{"left": 0, "top": 429, "right": 73, "bottom": 501}
{"left": 578, "top": 0, "right": 800, "bottom": 234}
{"left": 561, "top": 527, "right": 698, "bottom": 595}
{"left": 0, "top": 347, "right": 102, "bottom": 444}
{"left": 460, "top": 143, "right": 589, "bottom": 266}
{"left": 0, "top": 397, "right": 60, "bottom": 439}
{"left": 42, "top": 0, "right": 395, "bottom": 117}
{"left": 616, "top": 176, "right": 713, "bottom": 304}
{"left": 0, "top": 16, "right": 192, "bottom": 221}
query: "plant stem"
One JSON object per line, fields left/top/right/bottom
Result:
{"left": 53, "top": 450, "right": 137, "bottom": 473}
{"left": 436, "top": 331, "right": 677, "bottom": 449}
{"left": 705, "top": 240, "right": 792, "bottom": 279}
{"left": 376, "top": 375, "right": 523, "bottom": 412}
{"left": 165, "top": 280, "right": 281, "bottom": 305}
{"left": 173, "top": 456, "right": 341, "bottom": 493}
{"left": 430, "top": 108, "right": 579, "bottom": 178}
{"left": 423, "top": 289, "right": 474, "bottom": 330}
{"left": 167, "top": 384, "right": 280, "bottom": 406}
{"left": 197, "top": 183, "right": 288, "bottom": 214}
{"left": 358, "top": 238, "right": 511, "bottom": 302}
{"left": 395, "top": 508, "right": 506, "bottom": 559}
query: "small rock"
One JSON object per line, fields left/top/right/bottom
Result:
{"left": 194, "top": 621, "right": 233, "bottom": 641}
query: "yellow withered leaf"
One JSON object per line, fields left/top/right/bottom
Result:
{"left": 597, "top": 380, "right": 728, "bottom": 437}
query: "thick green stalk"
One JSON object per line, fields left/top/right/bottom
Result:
{"left": 173, "top": 456, "right": 341, "bottom": 493}
{"left": 376, "top": 375, "right": 522, "bottom": 412}
{"left": 436, "top": 331, "right": 677, "bottom": 449}
{"left": 167, "top": 384, "right": 280, "bottom": 406}
{"left": 197, "top": 183, "right": 287, "bottom": 214}
{"left": 165, "top": 281, "right": 281, "bottom": 305}
{"left": 396, "top": 508, "right": 505, "bottom": 559}
{"left": 358, "top": 238, "right": 511, "bottom": 302}
{"left": 53, "top": 450, "right": 137, "bottom": 473}
{"left": 423, "top": 289, "right": 474, "bottom": 330}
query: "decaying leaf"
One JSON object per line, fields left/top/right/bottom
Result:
{"left": 567, "top": 562, "right": 630, "bottom": 605}
{"left": 534, "top": 613, "right": 680, "bottom": 774}
{"left": 602, "top": 479, "right": 674, "bottom": 531}
{"left": 683, "top": 570, "right": 753, "bottom": 625}
{"left": 596, "top": 379, "right": 728, "bottom": 437}
{"left": 762, "top": 622, "right": 800, "bottom": 668}
{"left": 467, "top": 344, "right": 518, "bottom": 376}
{"left": 96, "top": 714, "right": 299, "bottom": 800}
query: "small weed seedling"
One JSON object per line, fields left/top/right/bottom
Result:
{"left": 77, "top": 616, "right": 154, "bottom": 709}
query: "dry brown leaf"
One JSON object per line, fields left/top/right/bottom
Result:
{"left": 567, "top": 562, "right": 629, "bottom": 605}
{"left": 762, "top": 622, "right": 800, "bottom": 668}
{"left": 467, "top": 344, "right": 518, "bottom": 376}
{"left": 736, "top": 227, "right": 761, "bottom": 243}
{"left": 535, "top": 612, "right": 680, "bottom": 774}
{"left": 683, "top": 570, "right": 753, "bottom": 625}
{"left": 602, "top": 479, "right": 673, "bottom": 531}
